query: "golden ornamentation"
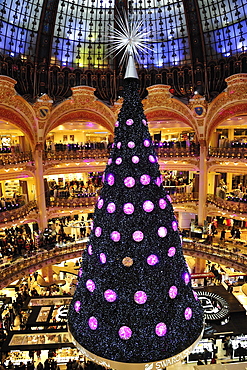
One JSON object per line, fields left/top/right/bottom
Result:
{"left": 122, "top": 257, "right": 133, "bottom": 267}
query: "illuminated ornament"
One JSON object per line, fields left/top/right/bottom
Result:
{"left": 132, "top": 230, "right": 144, "bottom": 242}
{"left": 86, "top": 279, "right": 96, "bottom": 292}
{"left": 107, "top": 202, "right": 116, "bottom": 213}
{"left": 108, "top": 158, "right": 112, "bottom": 165}
{"left": 117, "top": 142, "right": 122, "bottom": 149}
{"left": 143, "top": 139, "right": 150, "bottom": 147}
{"left": 122, "top": 257, "right": 133, "bottom": 267}
{"left": 115, "top": 157, "right": 122, "bottom": 165}
{"left": 132, "top": 155, "right": 139, "bottom": 164}
{"left": 140, "top": 174, "right": 150, "bottom": 185}
{"left": 143, "top": 200, "right": 154, "bottom": 212}
{"left": 95, "top": 227, "right": 102, "bottom": 237}
{"left": 167, "top": 194, "right": 172, "bottom": 202}
{"left": 142, "top": 119, "right": 147, "bottom": 125}
{"left": 156, "top": 176, "right": 162, "bottom": 187}
{"left": 147, "top": 254, "right": 159, "bottom": 266}
{"left": 184, "top": 307, "right": 192, "bottom": 321}
{"left": 111, "top": 231, "right": 121, "bottom": 242}
{"left": 74, "top": 301, "right": 81, "bottom": 312}
{"left": 118, "top": 326, "right": 132, "bottom": 340}
{"left": 128, "top": 141, "right": 135, "bottom": 148}
{"left": 88, "top": 316, "right": 98, "bottom": 330}
{"left": 88, "top": 245, "right": 93, "bottom": 255}
{"left": 123, "top": 203, "right": 134, "bottom": 214}
{"left": 159, "top": 198, "right": 167, "bottom": 209}
{"left": 134, "top": 291, "right": 147, "bottom": 304}
{"left": 104, "top": 289, "right": 117, "bottom": 302}
{"left": 149, "top": 155, "right": 156, "bottom": 163}
{"left": 183, "top": 272, "right": 190, "bottom": 285}
{"left": 169, "top": 286, "right": 178, "bottom": 299}
{"left": 168, "top": 247, "right": 176, "bottom": 257}
{"left": 78, "top": 268, "right": 83, "bottom": 277}
{"left": 172, "top": 221, "right": 178, "bottom": 231}
{"left": 112, "top": 143, "right": 115, "bottom": 148}
{"left": 126, "top": 119, "right": 134, "bottom": 126}
{"left": 155, "top": 322, "right": 167, "bottom": 337}
{"left": 100, "top": 253, "right": 107, "bottom": 264}
{"left": 102, "top": 173, "right": 105, "bottom": 182}
{"left": 158, "top": 227, "right": 167, "bottom": 238}
{"left": 107, "top": 174, "right": 115, "bottom": 186}
{"left": 115, "top": 121, "right": 119, "bottom": 127}
{"left": 97, "top": 198, "right": 104, "bottom": 209}
{"left": 124, "top": 176, "right": 135, "bottom": 188}
{"left": 193, "top": 291, "right": 198, "bottom": 301}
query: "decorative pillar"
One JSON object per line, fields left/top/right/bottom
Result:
{"left": 198, "top": 141, "right": 208, "bottom": 225}
{"left": 228, "top": 128, "right": 234, "bottom": 141}
{"left": 33, "top": 144, "right": 48, "bottom": 230}
{"left": 226, "top": 173, "right": 233, "bottom": 192}
{"left": 193, "top": 258, "right": 206, "bottom": 274}
{"left": 207, "top": 173, "right": 215, "bottom": 194}
{"left": 41, "top": 265, "right": 54, "bottom": 283}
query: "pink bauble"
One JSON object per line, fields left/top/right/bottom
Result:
{"left": 108, "top": 158, "right": 112, "bottom": 165}
{"left": 78, "top": 268, "right": 83, "bottom": 277}
{"left": 115, "top": 121, "right": 119, "bottom": 127}
{"left": 107, "top": 174, "right": 115, "bottom": 186}
{"left": 117, "top": 142, "right": 122, "bottom": 149}
{"left": 159, "top": 198, "right": 167, "bottom": 209}
{"left": 100, "top": 253, "right": 107, "bottom": 264}
{"left": 167, "top": 194, "right": 172, "bottom": 202}
{"left": 132, "top": 230, "right": 144, "bottom": 242}
{"left": 128, "top": 141, "right": 135, "bottom": 148}
{"left": 172, "top": 221, "right": 178, "bottom": 231}
{"left": 169, "top": 286, "right": 178, "bottom": 299}
{"left": 144, "top": 139, "right": 150, "bottom": 147}
{"left": 143, "top": 200, "right": 154, "bottom": 212}
{"left": 156, "top": 176, "right": 162, "bottom": 187}
{"left": 168, "top": 247, "right": 176, "bottom": 257}
{"left": 104, "top": 289, "right": 117, "bottom": 302}
{"left": 134, "top": 291, "right": 147, "bottom": 304}
{"left": 115, "top": 157, "right": 122, "bottom": 165}
{"left": 132, "top": 156, "right": 139, "bottom": 164}
{"left": 142, "top": 119, "right": 147, "bottom": 125}
{"left": 124, "top": 177, "right": 135, "bottom": 188}
{"left": 86, "top": 279, "right": 96, "bottom": 292}
{"left": 74, "top": 300, "right": 81, "bottom": 312}
{"left": 149, "top": 155, "right": 156, "bottom": 163}
{"left": 97, "top": 198, "right": 104, "bottom": 209}
{"left": 118, "top": 326, "right": 132, "bottom": 340}
{"left": 147, "top": 254, "right": 159, "bottom": 266}
{"left": 95, "top": 227, "right": 102, "bottom": 237}
{"left": 140, "top": 174, "right": 150, "bottom": 185}
{"left": 184, "top": 272, "right": 190, "bottom": 285}
{"left": 123, "top": 203, "right": 134, "bottom": 214}
{"left": 193, "top": 290, "right": 198, "bottom": 301}
{"left": 88, "top": 316, "right": 98, "bottom": 330}
{"left": 88, "top": 245, "right": 93, "bottom": 255}
{"left": 111, "top": 231, "right": 121, "bottom": 242}
{"left": 107, "top": 202, "right": 116, "bottom": 213}
{"left": 184, "top": 307, "right": 192, "bottom": 320}
{"left": 158, "top": 226, "right": 167, "bottom": 238}
{"left": 155, "top": 322, "right": 167, "bottom": 337}
{"left": 126, "top": 119, "right": 134, "bottom": 126}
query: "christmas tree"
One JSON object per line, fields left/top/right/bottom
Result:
{"left": 68, "top": 30, "right": 204, "bottom": 368}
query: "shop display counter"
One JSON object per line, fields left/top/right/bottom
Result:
{"left": 187, "top": 339, "right": 215, "bottom": 362}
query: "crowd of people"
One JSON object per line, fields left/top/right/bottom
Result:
{"left": 0, "top": 196, "right": 24, "bottom": 213}
{"left": 48, "top": 179, "right": 102, "bottom": 200}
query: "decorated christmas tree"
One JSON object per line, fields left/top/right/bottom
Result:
{"left": 68, "top": 18, "right": 203, "bottom": 369}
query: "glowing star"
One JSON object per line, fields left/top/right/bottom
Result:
{"left": 143, "top": 200, "right": 154, "bottom": 212}
{"left": 88, "top": 316, "right": 98, "bottom": 330}
{"left": 117, "top": 142, "right": 122, "bottom": 149}
{"left": 97, "top": 198, "right": 104, "bottom": 209}
{"left": 107, "top": 202, "right": 116, "bottom": 213}
{"left": 115, "top": 121, "right": 119, "bottom": 127}
{"left": 78, "top": 268, "right": 83, "bottom": 277}
{"left": 132, "top": 155, "right": 139, "bottom": 164}
{"left": 124, "top": 177, "right": 135, "bottom": 188}
{"left": 147, "top": 254, "right": 159, "bottom": 265}
{"left": 86, "top": 279, "right": 96, "bottom": 292}
{"left": 168, "top": 247, "right": 176, "bottom": 257}
{"left": 88, "top": 245, "right": 93, "bottom": 255}
{"left": 111, "top": 231, "right": 121, "bottom": 242}
{"left": 107, "top": 174, "right": 115, "bottom": 186}
{"left": 169, "top": 286, "right": 178, "bottom": 299}
{"left": 159, "top": 198, "right": 167, "bottom": 209}
{"left": 104, "top": 289, "right": 117, "bottom": 302}
{"left": 128, "top": 141, "right": 135, "bottom": 148}
{"left": 133, "top": 230, "right": 144, "bottom": 242}
{"left": 184, "top": 307, "right": 192, "bottom": 320}
{"left": 155, "top": 322, "right": 167, "bottom": 337}
{"left": 142, "top": 119, "right": 147, "bottom": 125}
{"left": 134, "top": 291, "right": 147, "bottom": 304}
{"left": 149, "top": 155, "right": 156, "bottom": 163}
{"left": 115, "top": 157, "right": 122, "bottom": 165}
{"left": 143, "top": 139, "right": 150, "bottom": 147}
{"left": 100, "top": 253, "right": 107, "bottom": 264}
{"left": 158, "top": 227, "right": 167, "bottom": 238}
{"left": 172, "top": 221, "right": 178, "bottom": 231}
{"left": 108, "top": 158, "right": 112, "bottom": 165}
{"left": 118, "top": 326, "right": 132, "bottom": 340}
{"left": 140, "top": 174, "right": 150, "bottom": 185}
{"left": 126, "top": 119, "right": 134, "bottom": 126}
{"left": 183, "top": 272, "right": 190, "bottom": 285}
{"left": 95, "top": 227, "right": 102, "bottom": 237}
{"left": 74, "top": 301, "right": 81, "bottom": 312}
{"left": 123, "top": 203, "right": 134, "bottom": 214}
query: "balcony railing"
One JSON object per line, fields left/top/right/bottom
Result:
{"left": 0, "top": 200, "right": 37, "bottom": 223}
{"left": 44, "top": 149, "right": 109, "bottom": 161}
{"left": 208, "top": 147, "right": 247, "bottom": 159}
{"left": 0, "top": 151, "right": 33, "bottom": 166}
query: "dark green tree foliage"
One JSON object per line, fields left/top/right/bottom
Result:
{"left": 68, "top": 78, "right": 203, "bottom": 363}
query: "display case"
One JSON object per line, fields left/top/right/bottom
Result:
{"left": 187, "top": 339, "right": 214, "bottom": 362}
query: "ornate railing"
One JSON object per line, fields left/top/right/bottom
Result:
{"left": 44, "top": 149, "right": 109, "bottom": 161}
{"left": 0, "top": 200, "right": 37, "bottom": 223}
{"left": 49, "top": 196, "right": 98, "bottom": 208}
{"left": 155, "top": 147, "right": 200, "bottom": 158}
{"left": 208, "top": 147, "right": 247, "bottom": 159}
{"left": 0, "top": 151, "right": 33, "bottom": 166}
{"left": 207, "top": 194, "right": 247, "bottom": 214}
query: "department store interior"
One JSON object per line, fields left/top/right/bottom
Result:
{"left": 0, "top": 0, "right": 247, "bottom": 368}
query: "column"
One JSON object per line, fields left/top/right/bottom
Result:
{"left": 193, "top": 258, "right": 206, "bottom": 274}
{"left": 33, "top": 144, "right": 48, "bottom": 230}
{"left": 207, "top": 173, "right": 215, "bottom": 194}
{"left": 41, "top": 265, "right": 54, "bottom": 283}
{"left": 226, "top": 173, "right": 233, "bottom": 192}
{"left": 198, "top": 141, "right": 208, "bottom": 225}
{"left": 228, "top": 128, "right": 234, "bottom": 141}
{"left": 178, "top": 212, "right": 195, "bottom": 229}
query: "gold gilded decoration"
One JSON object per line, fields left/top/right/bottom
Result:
{"left": 122, "top": 257, "right": 133, "bottom": 267}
